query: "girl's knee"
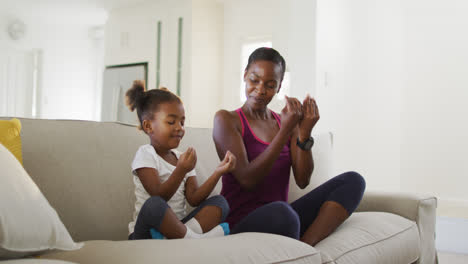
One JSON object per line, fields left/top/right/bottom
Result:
{"left": 143, "top": 196, "right": 168, "bottom": 211}
{"left": 207, "top": 195, "right": 230, "bottom": 221}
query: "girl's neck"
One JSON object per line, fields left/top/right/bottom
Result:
{"left": 151, "top": 142, "right": 172, "bottom": 158}
{"left": 241, "top": 104, "right": 270, "bottom": 120}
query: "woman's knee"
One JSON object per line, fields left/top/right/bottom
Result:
{"left": 268, "top": 201, "right": 300, "bottom": 238}
{"left": 335, "top": 172, "right": 366, "bottom": 213}
{"left": 343, "top": 171, "right": 366, "bottom": 193}
{"left": 205, "top": 195, "right": 230, "bottom": 221}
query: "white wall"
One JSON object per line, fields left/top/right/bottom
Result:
{"left": 190, "top": 0, "right": 224, "bottom": 128}
{"left": 316, "top": 0, "right": 403, "bottom": 190}
{"left": 104, "top": 0, "right": 194, "bottom": 123}
{"left": 400, "top": 0, "right": 468, "bottom": 217}
{"left": 316, "top": 0, "right": 468, "bottom": 217}
{"left": 104, "top": 0, "right": 226, "bottom": 128}
{"left": 0, "top": 2, "right": 106, "bottom": 120}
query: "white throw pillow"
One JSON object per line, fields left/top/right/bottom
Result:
{"left": 0, "top": 144, "right": 83, "bottom": 260}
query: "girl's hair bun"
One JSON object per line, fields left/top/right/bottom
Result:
{"left": 125, "top": 80, "right": 146, "bottom": 112}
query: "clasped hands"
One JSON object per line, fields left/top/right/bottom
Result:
{"left": 280, "top": 95, "right": 320, "bottom": 139}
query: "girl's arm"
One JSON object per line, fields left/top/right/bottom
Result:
{"left": 136, "top": 148, "right": 197, "bottom": 201}
{"left": 291, "top": 95, "right": 319, "bottom": 189}
{"left": 212, "top": 97, "right": 302, "bottom": 191}
{"left": 185, "top": 151, "right": 236, "bottom": 207}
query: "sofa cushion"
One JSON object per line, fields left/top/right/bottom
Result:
{"left": 0, "top": 118, "right": 23, "bottom": 164}
{"left": 41, "top": 233, "right": 321, "bottom": 264}
{"left": 0, "top": 144, "right": 82, "bottom": 260}
{"left": 17, "top": 119, "right": 148, "bottom": 242}
{"left": 0, "top": 259, "right": 77, "bottom": 264}
{"left": 315, "top": 212, "right": 420, "bottom": 264}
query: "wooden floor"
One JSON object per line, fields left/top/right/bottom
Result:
{"left": 438, "top": 251, "right": 468, "bottom": 264}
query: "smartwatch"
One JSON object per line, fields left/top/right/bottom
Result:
{"left": 296, "top": 137, "right": 314, "bottom": 151}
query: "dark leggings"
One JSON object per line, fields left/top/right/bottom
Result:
{"left": 129, "top": 195, "right": 230, "bottom": 240}
{"left": 231, "top": 171, "right": 366, "bottom": 239}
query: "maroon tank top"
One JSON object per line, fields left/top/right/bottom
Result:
{"left": 221, "top": 108, "right": 292, "bottom": 228}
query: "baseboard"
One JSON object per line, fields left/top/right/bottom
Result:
{"left": 436, "top": 216, "right": 468, "bottom": 254}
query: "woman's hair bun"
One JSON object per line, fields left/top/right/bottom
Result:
{"left": 125, "top": 80, "right": 146, "bottom": 112}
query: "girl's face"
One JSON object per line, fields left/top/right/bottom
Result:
{"left": 143, "top": 101, "right": 185, "bottom": 151}
{"left": 244, "top": 60, "right": 283, "bottom": 110}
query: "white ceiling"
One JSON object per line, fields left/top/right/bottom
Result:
{"left": 0, "top": 0, "right": 153, "bottom": 25}
{"left": 1, "top": 0, "right": 152, "bottom": 11}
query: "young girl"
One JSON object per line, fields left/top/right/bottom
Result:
{"left": 126, "top": 80, "right": 235, "bottom": 240}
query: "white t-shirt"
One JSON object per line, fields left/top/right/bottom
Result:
{"left": 128, "top": 144, "right": 196, "bottom": 234}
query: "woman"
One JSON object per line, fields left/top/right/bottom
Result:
{"left": 213, "top": 47, "right": 365, "bottom": 246}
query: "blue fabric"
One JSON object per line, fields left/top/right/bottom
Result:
{"left": 219, "top": 222, "right": 230, "bottom": 235}
{"left": 150, "top": 228, "right": 165, "bottom": 239}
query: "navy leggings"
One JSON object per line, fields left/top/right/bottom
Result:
{"left": 129, "top": 195, "right": 230, "bottom": 240}
{"left": 231, "top": 171, "right": 366, "bottom": 239}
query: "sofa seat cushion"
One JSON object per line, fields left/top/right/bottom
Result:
{"left": 0, "top": 259, "right": 77, "bottom": 264}
{"left": 41, "top": 233, "right": 321, "bottom": 264}
{"left": 315, "top": 212, "right": 420, "bottom": 264}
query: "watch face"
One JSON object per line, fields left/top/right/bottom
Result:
{"left": 297, "top": 137, "right": 314, "bottom": 150}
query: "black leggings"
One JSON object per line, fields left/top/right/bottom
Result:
{"left": 231, "top": 171, "right": 366, "bottom": 239}
{"left": 129, "top": 195, "right": 230, "bottom": 240}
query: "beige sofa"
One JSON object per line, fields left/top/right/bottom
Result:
{"left": 2, "top": 118, "right": 437, "bottom": 264}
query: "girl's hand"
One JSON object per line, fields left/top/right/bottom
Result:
{"left": 298, "top": 95, "right": 320, "bottom": 139}
{"left": 280, "top": 95, "right": 302, "bottom": 134}
{"left": 215, "top": 151, "right": 237, "bottom": 175}
{"left": 177, "top": 147, "right": 197, "bottom": 173}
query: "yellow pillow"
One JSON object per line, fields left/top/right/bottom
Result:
{"left": 0, "top": 118, "right": 23, "bottom": 165}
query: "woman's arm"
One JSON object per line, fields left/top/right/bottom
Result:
{"left": 291, "top": 95, "right": 320, "bottom": 189}
{"left": 136, "top": 148, "right": 197, "bottom": 201}
{"left": 290, "top": 128, "right": 314, "bottom": 189}
{"left": 185, "top": 152, "right": 236, "bottom": 206}
{"left": 213, "top": 98, "right": 301, "bottom": 191}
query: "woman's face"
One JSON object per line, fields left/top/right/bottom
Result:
{"left": 244, "top": 60, "right": 283, "bottom": 110}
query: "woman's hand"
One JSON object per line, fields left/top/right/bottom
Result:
{"left": 215, "top": 150, "right": 237, "bottom": 175}
{"left": 177, "top": 147, "right": 197, "bottom": 173}
{"left": 298, "top": 95, "right": 320, "bottom": 140}
{"left": 280, "top": 95, "right": 302, "bottom": 134}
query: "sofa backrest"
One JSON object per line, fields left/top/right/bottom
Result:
{"left": 15, "top": 118, "right": 333, "bottom": 242}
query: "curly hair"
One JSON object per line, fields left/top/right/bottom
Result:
{"left": 125, "top": 80, "right": 181, "bottom": 131}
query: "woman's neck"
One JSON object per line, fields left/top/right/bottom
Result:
{"left": 241, "top": 104, "right": 270, "bottom": 120}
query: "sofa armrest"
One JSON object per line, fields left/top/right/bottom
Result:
{"left": 356, "top": 191, "right": 437, "bottom": 264}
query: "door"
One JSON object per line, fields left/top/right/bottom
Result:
{"left": 0, "top": 48, "right": 37, "bottom": 118}
{"left": 101, "top": 63, "right": 147, "bottom": 125}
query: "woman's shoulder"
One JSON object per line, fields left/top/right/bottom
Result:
{"left": 214, "top": 109, "right": 241, "bottom": 132}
